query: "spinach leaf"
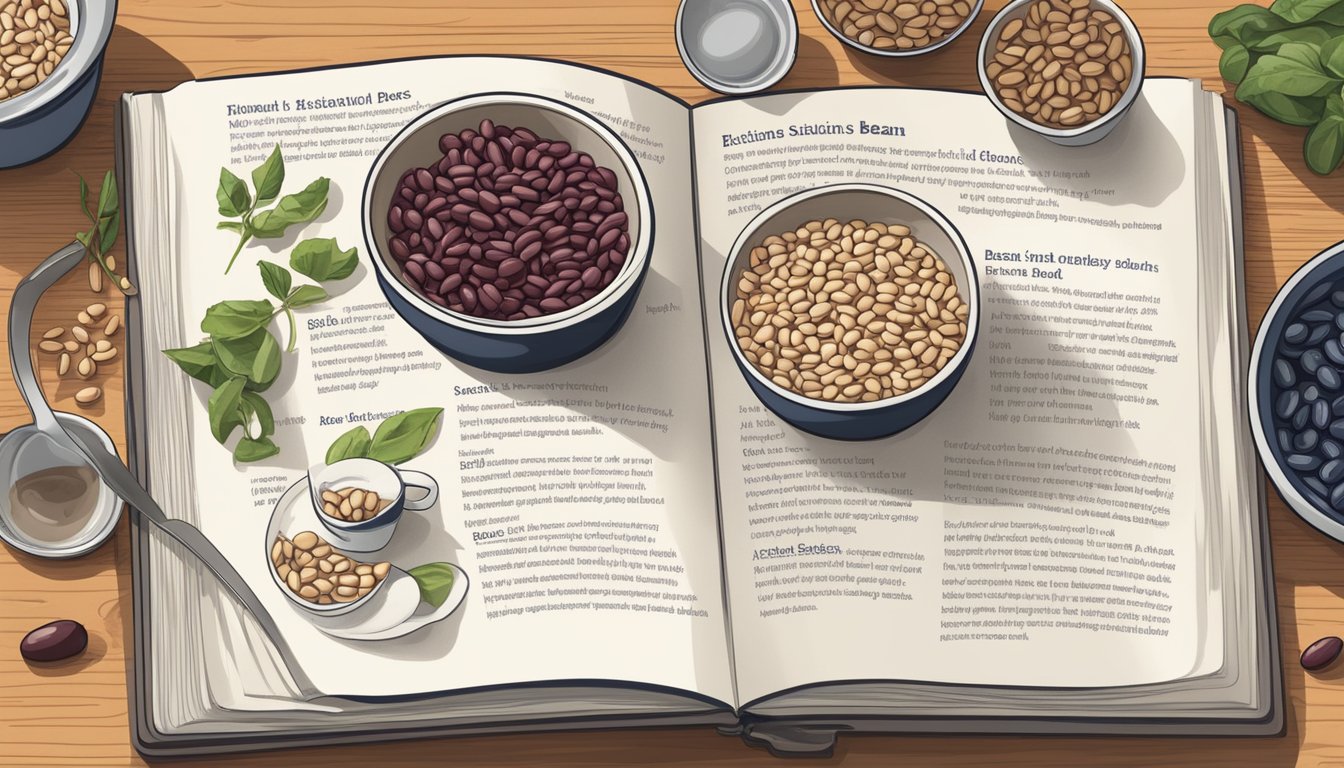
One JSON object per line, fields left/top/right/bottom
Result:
{"left": 368, "top": 408, "right": 444, "bottom": 465}
{"left": 408, "top": 563, "right": 456, "bottom": 607}
{"left": 1271, "top": 0, "right": 1344, "bottom": 22}
{"left": 213, "top": 328, "right": 282, "bottom": 390}
{"left": 241, "top": 391, "right": 275, "bottom": 436}
{"left": 1306, "top": 95, "right": 1344, "bottom": 172}
{"left": 249, "top": 178, "right": 330, "bottom": 238}
{"left": 1238, "top": 53, "right": 1341, "bottom": 98}
{"left": 201, "top": 300, "right": 274, "bottom": 338}
{"left": 325, "top": 426, "right": 373, "bottom": 464}
{"left": 251, "top": 145, "right": 285, "bottom": 208}
{"left": 234, "top": 436, "right": 280, "bottom": 463}
{"left": 1210, "top": 4, "right": 1292, "bottom": 47}
{"left": 217, "top": 168, "right": 251, "bottom": 218}
{"left": 1253, "top": 24, "right": 1340, "bottom": 50}
{"left": 1221, "top": 44, "right": 1254, "bottom": 81}
{"left": 1242, "top": 89, "right": 1327, "bottom": 124}
{"left": 207, "top": 377, "right": 247, "bottom": 443}
{"left": 259, "top": 261, "right": 293, "bottom": 301}
{"left": 291, "top": 237, "right": 360, "bottom": 282}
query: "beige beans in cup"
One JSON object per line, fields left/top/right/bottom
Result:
{"left": 987, "top": 0, "right": 1133, "bottom": 128}
{"left": 0, "top": 0, "right": 73, "bottom": 103}
{"left": 319, "top": 486, "right": 392, "bottom": 523}
{"left": 271, "top": 531, "right": 391, "bottom": 605}
{"left": 730, "top": 218, "right": 969, "bottom": 403}
{"left": 818, "top": 0, "right": 975, "bottom": 52}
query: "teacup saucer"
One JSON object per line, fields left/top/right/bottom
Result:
{"left": 264, "top": 479, "right": 468, "bottom": 640}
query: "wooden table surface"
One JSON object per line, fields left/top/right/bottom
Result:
{"left": 0, "top": 0, "right": 1339, "bottom": 765}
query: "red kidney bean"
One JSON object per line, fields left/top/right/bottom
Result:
{"left": 388, "top": 119, "right": 631, "bottom": 320}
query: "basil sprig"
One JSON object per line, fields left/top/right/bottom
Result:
{"left": 217, "top": 145, "right": 330, "bottom": 273}
{"left": 324, "top": 408, "right": 445, "bottom": 465}
{"left": 1211, "top": 0, "right": 1344, "bottom": 172}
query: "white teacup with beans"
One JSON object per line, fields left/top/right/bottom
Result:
{"left": 308, "top": 458, "right": 439, "bottom": 552}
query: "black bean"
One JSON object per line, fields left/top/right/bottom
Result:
{"left": 1322, "top": 366, "right": 1343, "bottom": 390}
{"left": 1297, "top": 428, "right": 1321, "bottom": 452}
{"left": 1332, "top": 482, "right": 1344, "bottom": 511}
{"left": 1304, "top": 349, "right": 1326, "bottom": 373}
{"left": 1302, "top": 636, "right": 1344, "bottom": 671}
{"left": 1278, "top": 427, "right": 1294, "bottom": 452}
{"left": 1294, "top": 406, "right": 1312, "bottom": 430}
{"left": 1314, "top": 400, "right": 1332, "bottom": 429}
{"left": 1333, "top": 420, "right": 1344, "bottom": 440}
{"left": 1310, "top": 324, "right": 1333, "bottom": 344}
{"left": 1289, "top": 453, "right": 1323, "bottom": 471}
{"left": 1306, "top": 476, "right": 1331, "bottom": 498}
{"left": 1278, "top": 390, "right": 1301, "bottom": 418}
{"left": 1286, "top": 322, "right": 1309, "bottom": 344}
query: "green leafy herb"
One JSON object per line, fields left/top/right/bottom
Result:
{"left": 202, "top": 300, "right": 274, "bottom": 339}
{"left": 259, "top": 261, "right": 293, "bottom": 301}
{"left": 216, "top": 145, "right": 331, "bottom": 273}
{"left": 1211, "top": 0, "right": 1344, "bottom": 172}
{"left": 291, "top": 237, "right": 360, "bottom": 282}
{"left": 162, "top": 342, "right": 232, "bottom": 388}
{"left": 323, "top": 409, "right": 443, "bottom": 466}
{"left": 213, "top": 328, "right": 283, "bottom": 391}
{"left": 368, "top": 408, "right": 445, "bottom": 465}
{"left": 325, "top": 426, "right": 373, "bottom": 464}
{"left": 207, "top": 377, "right": 248, "bottom": 443}
{"left": 408, "top": 563, "right": 456, "bottom": 608}
{"left": 74, "top": 170, "right": 134, "bottom": 295}
{"left": 234, "top": 436, "right": 280, "bottom": 463}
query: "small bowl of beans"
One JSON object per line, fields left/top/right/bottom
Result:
{"left": 0, "top": 0, "right": 117, "bottom": 168}
{"left": 812, "top": 0, "right": 985, "bottom": 56}
{"left": 720, "top": 183, "right": 978, "bottom": 440}
{"left": 976, "top": 0, "right": 1144, "bottom": 146}
{"left": 363, "top": 92, "right": 653, "bottom": 374}
{"left": 269, "top": 530, "right": 393, "bottom": 616}
{"left": 1251, "top": 240, "right": 1344, "bottom": 545}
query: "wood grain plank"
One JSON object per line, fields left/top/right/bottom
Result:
{"left": 0, "top": 0, "right": 1339, "bottom": 765}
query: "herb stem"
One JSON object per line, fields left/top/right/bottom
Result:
{"left": 284, "top": 308, "right": 297, "bottom": 354}
{"left": 224, "top": 232, "right": 252, "bottom": 275}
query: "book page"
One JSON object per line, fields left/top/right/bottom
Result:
{"left": 691, "top": 81, "right": 1211, "bottom": 702}
{"left": 140, "top": 57, "right": 732, "bottom": 705}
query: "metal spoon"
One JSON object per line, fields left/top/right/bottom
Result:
{"left": 8, "top": 241, "right": 317, "bottom": 696}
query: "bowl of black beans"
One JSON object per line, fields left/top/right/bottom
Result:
{"left": 1251, "top": 241, "right": 1344, "bottom": 542}
{"left": 362, "top": 92, "right": 653, "bottom": 373}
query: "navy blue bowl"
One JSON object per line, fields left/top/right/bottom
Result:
{"left": 719, "top": 183, "right": 980, "bottom": 441}
{"left": 362, "top": 92, "right": 653, "bottom": 374}
{"left": 0, "top": 0, "right": 117, "bottom": 169}
{"left": 1250, "top": 240, "right": 1344, "bottom": 543}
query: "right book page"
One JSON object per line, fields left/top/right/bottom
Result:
{"left": 690, "top": 81, "right": 1216, "bottom": 704}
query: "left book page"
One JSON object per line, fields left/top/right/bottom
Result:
{"left": 130, "top": 57, "right": 733, "bottom": 706}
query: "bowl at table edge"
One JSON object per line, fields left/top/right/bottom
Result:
{"left": 1250, "top": 240, "right": 1344, "bottom": 545}
{"left": 976, "top": 0, "right": 1145, "bottom": 147}
{"left": 810, "top": 0, "right": 985, "bottom": 58}
{"left": 719, "top": 183, "right": 980, "bottom": 441}
{"left": 0, "top": 0, "right": 117, "bottom": 169}
{"left": 362, "top": 92, "right": 654, "bottom": 374}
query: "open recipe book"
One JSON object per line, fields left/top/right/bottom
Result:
{"left": 115, "top": 56, "right": 1278, "bottom": 757}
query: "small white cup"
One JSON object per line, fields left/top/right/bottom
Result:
{"left": 308, "top": 458, "right": 438, "bottom": 553}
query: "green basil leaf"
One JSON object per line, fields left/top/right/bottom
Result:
{"left": 258, "top": 261, "right": 293, "bottom": 301}
{"left": 1321, "top": 36, "right": 1344, "bottom": 77}
{"left": 248, "top": 177, "right": 330, "bottom": 238}
{"left": 325, "top": 426, "right": 373, "bottom": 464}
{"left": 1241, "top": 89, "right": 1326, "bottom": 125}
{"left": 217, "top": 221, "right": 245, "bottom": 233}
{"left": 1238, "top": 54, "right": 1341, "bottom": 99}
{"left": 99, "top": 208, "right": 119, "bottom": 255}
{"left": 97, "top": 170, "right": 118, "bottom": 221}
{"left": 408, "top": 563, "right": 455, "bottom": 608}
{"left": 1306, "top": 114, "right": 1344, "bottom": 173}
{"left": 213, "top": 328, "right": 281, "bottom": 389}
{"left": 241, "top": 391, "right": 275, "bottom": 436}
{"left": 1253, "top": 25, "right": 1340, "bottom": 52}
{"left": 251, "top": 145, "right": 285, "bottom": 208}
{"left": 368, "top": 407, "right": 444, "bottom": 465}
{"left": 217, "top": 167, "right": 251, "bottom": 218}
{"left": 285, "top": 284, "right": 328, "bottom": 308}
{"left": 290, "top": 237, "right": 360, "bottom": 282}
{"left": 1220, "top": 44, "right": 1253, "bottom": 82}
{"left": 1270, "top": 0, "right": 1344, "bottom": 23}
{"left": 234, "top": 436, "right": 280, "bottom": 463}
{"left": 201, "top": 299, "right": 273, "bottom": 338}
{"left": 1278, "top": 40, "right": 1325, "bottom": 68}
{"left": 207, "top": 376, "right": 247, "bottom": 444}
{"left": 1210, "top": 4, "right": 1291, "bottom": 48}
{"left": 163, "top": 342, "right": 231, "bottom": 388}
{"left": 78, "top": 173, "right": 92, "bottom": 222}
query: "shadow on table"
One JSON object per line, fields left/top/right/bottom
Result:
{"left": 1238, "top": 105, "right": 1344, "bottom": 214}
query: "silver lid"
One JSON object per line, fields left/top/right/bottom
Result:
{"left": 676, "top": 0, "right": 798, "bottom": 95}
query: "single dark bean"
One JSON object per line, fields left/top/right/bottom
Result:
{"left": 1302, "top": 636, "right": 1344, "bottom": 671}
{"left": 1286, "top": 322, "right": 1309, "bottom": 344}
{"left": 20, "top": 619, "right": 88, "bottom": 663}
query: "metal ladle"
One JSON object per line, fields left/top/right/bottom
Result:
{"left": 7, "top": 241, "right": 316, "bottom": 696}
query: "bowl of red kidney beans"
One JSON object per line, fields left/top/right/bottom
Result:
{"left": 362, "top": 92, "right": 653, "bottom": 373}
{"left": 1251, "top": 241, "right": 1344, "bottom": 543}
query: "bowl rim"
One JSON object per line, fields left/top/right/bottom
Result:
{"left": 975, "top": 0, "right": 1147, "bottom": 140}
{"left": 719, "top": 182, "right": 979, "bottom": 413}
{"left": 0, "top": 0, "right": 116, "bottom": 121}
{"left": 362, "top": 91, "right": 654, "bottom": 335}
{"left": 1249, "top": 239, "right": 1344, "bottom": 544}
{"left": 675, "top": 0, "right": 799, "bottom": 95}
{"left": 810, "top": 0, "right": 987, "bottom": 58}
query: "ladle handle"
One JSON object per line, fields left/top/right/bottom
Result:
{"left": 8, "top": 241, "right": 319, "bottom": 698}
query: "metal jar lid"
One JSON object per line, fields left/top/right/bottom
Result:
{"left": 676, "top": 0, "right": 798, "bottom": 95}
